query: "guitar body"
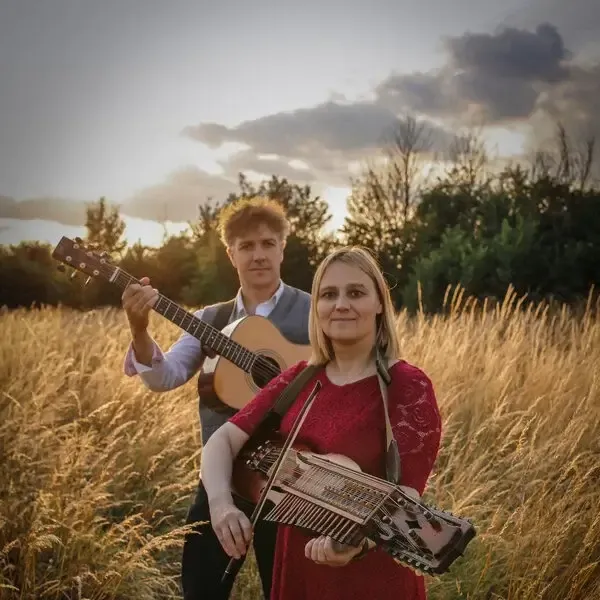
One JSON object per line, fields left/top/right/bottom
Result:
{"left": 198, "top": 315, "right": 311, "bottom": 411}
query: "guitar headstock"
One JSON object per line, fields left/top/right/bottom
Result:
{"left": 52, "top": 236, "right": 116, "bottom": 283}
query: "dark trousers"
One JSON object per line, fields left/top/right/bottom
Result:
{"left": 181, "top": 480, "right": 278, "bottom": 600}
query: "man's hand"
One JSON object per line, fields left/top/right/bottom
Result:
{"left": 121, "top": 276, "right": 159, "bottom": 335}
{"left": 209, "top": 498, "right": 253, "bottom": 560}
{"left": 304, "top": 535, "right": 365, "bottom": 567}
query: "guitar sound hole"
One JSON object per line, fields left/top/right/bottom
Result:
{"left": 251, "top": 355, "right": 282, "bottom": 389}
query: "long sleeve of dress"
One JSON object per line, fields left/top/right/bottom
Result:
{"left": 388, "top": 363, "right": 442, "bottom": 496}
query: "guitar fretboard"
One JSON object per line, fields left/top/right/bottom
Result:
{"left": 110, "top": 266, "right": 259, "bottom": 372}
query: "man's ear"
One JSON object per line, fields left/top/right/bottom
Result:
{"left": 226, "top": 245, "right": 236, "bottom": 268}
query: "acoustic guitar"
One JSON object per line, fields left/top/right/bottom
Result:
{"left": 52, "top": 236, "right": 310, "bottom": 410}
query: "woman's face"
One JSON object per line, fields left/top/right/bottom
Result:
{"left": 316, "top": 261, "right": 382, "bottom": 346}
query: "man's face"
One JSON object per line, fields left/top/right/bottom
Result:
{"left": 226, "top": 223, "right": 285, "bottom": 289}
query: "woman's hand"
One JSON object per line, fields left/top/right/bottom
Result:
{"left": 304, "top": 535, "right": 366, "bottom": 567}
{"left": 209, "top": 498, "right": 253, "bottom": 560}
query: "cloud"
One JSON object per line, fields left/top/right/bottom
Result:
{"left": 377, "top": 24, "right": 573, "bottom": 124}
{"left": 527, "top": 63, "right": 600, "bottom": 167}
{"left": 0, "top": 167, "right": 240, "bottom": 226}
{"left": 184, "top": 101, "right": 405, "bottom": 158}
{"left": 0, "top": 195, "right": 87, "bottom": 226}
{"left": 447, "top": 23, "right": 570, "bottom": 82}
{"left": 183, "top": 100, "right": 455, "bottom": 186}
{"left": 507, "top": 0, "right": 600, "bottom": 55}
{"left": 181, "top": 24, "right": 592, "bottom": 189}
{"left": 374, "top": 21, "right": 600, "bottom": 175}
{"left": 220, "top": 150, "right": 318, "bottom": 184}
{"left": 376, "top": 72, "right": 453, "bottom": 117}
{"left": 121, "top": 166, "right": 238, "bottom": 222}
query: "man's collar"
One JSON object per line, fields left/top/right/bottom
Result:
{"left": 235, "top": 280, "right": 285, "bottom": 316}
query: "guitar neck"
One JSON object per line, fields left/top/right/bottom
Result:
{"left": 109, "top": 266, "right": 256, "bottom": 372}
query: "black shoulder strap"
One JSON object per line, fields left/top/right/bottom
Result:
{"left": 271, "top": 364, "right": 322, "bottom": 417}
{"left": 252, "top": 364, "right": 322, "bottom": 438}
{"left": 211, "top": 298, "right": 236, "bottom": 331}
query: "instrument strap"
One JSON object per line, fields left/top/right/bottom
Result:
{"left": 250, "top": 363, "right": 322, "bottom": 439}
{"left": 271, "top": 364, "right": 322, "bottom": 418}
{"left": 375, "top": 347, "right": 402, "bottom": 485}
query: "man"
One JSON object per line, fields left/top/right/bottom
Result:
{"left": 121, "top": 197, "right": 311, "bottom": 599}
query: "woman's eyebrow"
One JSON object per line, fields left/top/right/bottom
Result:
{"left": 320, "top": 282, "right": 369, "bottom": 292}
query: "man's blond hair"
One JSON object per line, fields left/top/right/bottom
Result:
{"left": 217, "top": 197, "right": 290, "bottom": 247}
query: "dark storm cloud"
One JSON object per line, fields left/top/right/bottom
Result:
{"left": 376, "top": 23, "right": 575, "bottom": 123}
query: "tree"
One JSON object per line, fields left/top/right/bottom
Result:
{"left": 84, "top": 197, "right": 126, "bottom": 257}
{"left": 183, "top": 174, "right": 335, "bottom": 299}
{"left": 340, "top": 115, "right": 436, "bottom": 303}
{"left": 181, "top": 201, "right": 239, "bottom": 306}
{"left": 444, "top": 127, "right": 490, "bottom": 188}
{"left": 530, "top": 122, "right": 597, "bottom": 192}
{"left": 0, "top": 242, "right": 75, "bottom": 309}
{"left": 343, "top": 115, "right": 434, "bottom": 244}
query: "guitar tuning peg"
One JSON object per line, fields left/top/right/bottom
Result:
{"left": 70, "top": 271, "right": 78, "bottom": 280}
{"left": 75, "top": 237, "right": 83, "bottom": 244}
{"left": 57, "top": 264, "right": 66, "bottom": 272}
{"left": 84, "top": 277, "right": 92, "bottom": 286}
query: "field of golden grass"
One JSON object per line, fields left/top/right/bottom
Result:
{"left": 1, "top": 289, "right": 599, "bottom": 599}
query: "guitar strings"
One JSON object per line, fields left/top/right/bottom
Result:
{"left": 109, "top": 271, "right": 284, "bottom": 383}
{"left": 250, "top": 356, "right": 282, "bottom": 379}
{"left": 259, "top": 453, "right": 389, "bottom": 510}
{"left": 261, "top": 450, "right": 397, "bottom": 496}
{"left": 258, "top": 451, "right": 442, "bottom": 533}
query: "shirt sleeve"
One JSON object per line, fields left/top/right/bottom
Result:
{"left": 389, "top": 364, "right": 442, "bottom": 496}
{"left": 123, "top": 308, "right": 206, "bottom": 392}
{"left": 229, "top": 361, "right": 308, "bottom": 436}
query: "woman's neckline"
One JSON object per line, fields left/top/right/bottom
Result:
{"left": 322, "top": 358, "right": 402, "bottom": 388}
{"left": 323, "top": 369, "right": 378, "bottom": 388}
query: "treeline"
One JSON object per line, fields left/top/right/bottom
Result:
{"left": 2, "top": 120, "right": 600, "bottom": 314}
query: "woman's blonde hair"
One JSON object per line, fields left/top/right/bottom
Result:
{"left": 308, "top": 246, "right": 400, "bottom": 365}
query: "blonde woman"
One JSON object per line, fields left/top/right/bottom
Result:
{"left": 201, "top": 247, "right": 442, "bottom": 600}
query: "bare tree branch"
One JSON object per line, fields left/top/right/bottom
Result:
{"left": 446, "top": 125, "right": 489, "bottom": 188}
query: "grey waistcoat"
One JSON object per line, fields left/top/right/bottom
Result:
{"left": 198, "top": 282, "right": 311, "bottom": 444}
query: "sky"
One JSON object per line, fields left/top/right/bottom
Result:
{"left": 1, "top": 0, "right": 599, "bottom": 247}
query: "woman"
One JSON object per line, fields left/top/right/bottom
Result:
{"left": 201, "top": 246, "right": 442, "bottom": 599}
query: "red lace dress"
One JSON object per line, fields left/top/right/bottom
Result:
{"left": 229, "top": 359, "right": 442, "bottom": 600}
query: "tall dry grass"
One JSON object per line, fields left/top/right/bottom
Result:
{"left": 1, "top": 288, "right": 599, "bottom": 599}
